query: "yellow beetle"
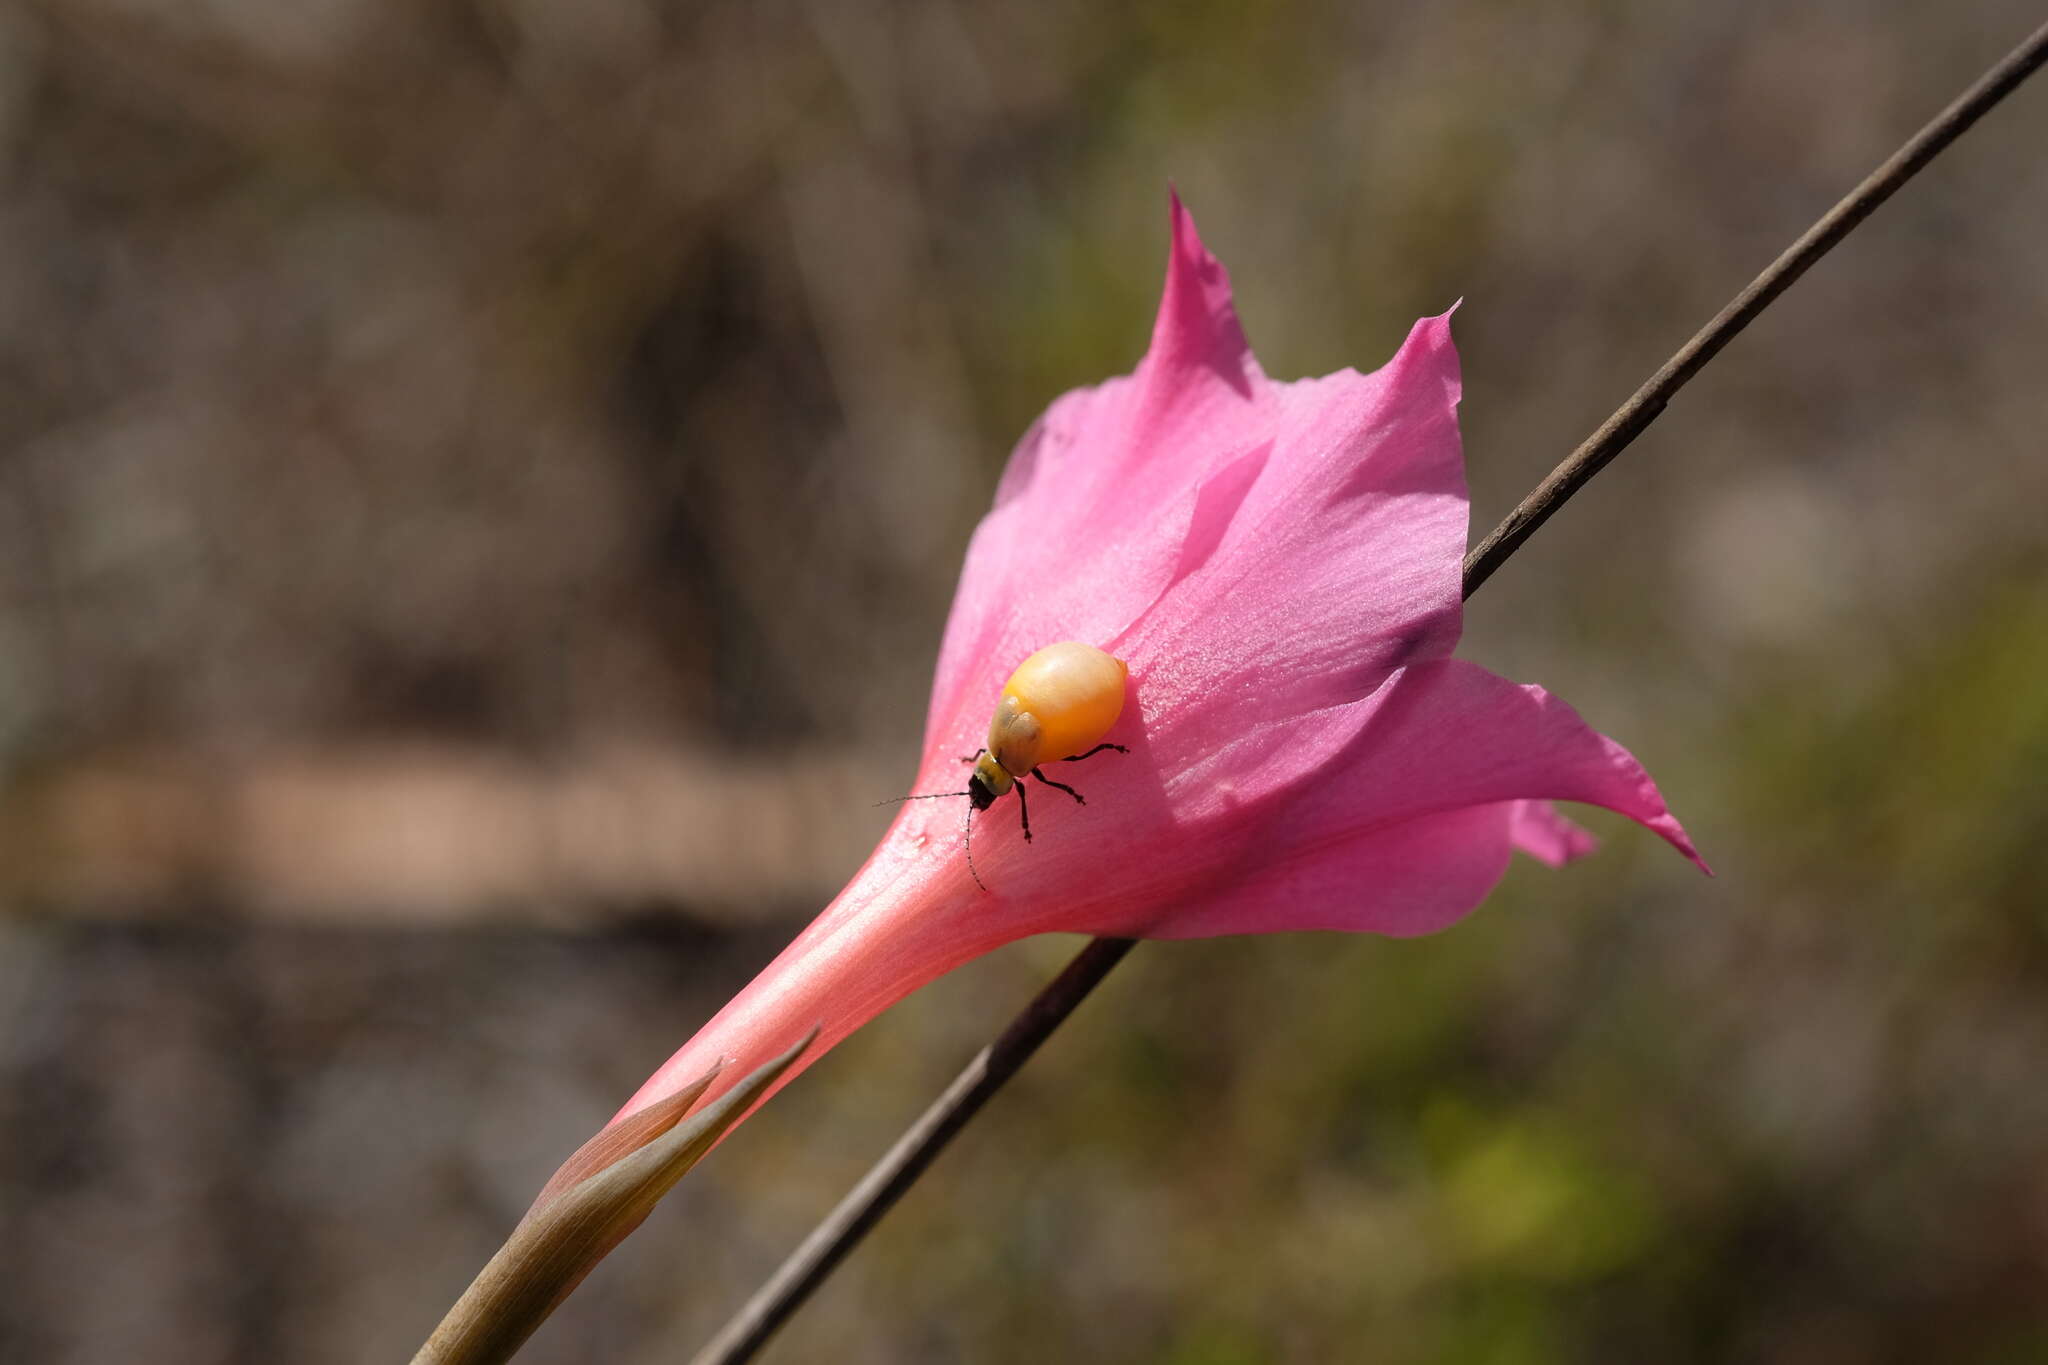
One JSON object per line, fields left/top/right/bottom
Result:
{"left": 898, "top": 641, "right": 1129, "bottom": 889}
{"left": 966, "top": 641, "right": 1130, "bottom": 840}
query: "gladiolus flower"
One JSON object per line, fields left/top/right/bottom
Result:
{"left": 581, "top": 195, "right": 1705, "bottom": 1163}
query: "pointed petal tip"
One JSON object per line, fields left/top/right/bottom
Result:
{"left": 1617, "top": 783, "right": 1712, "bottom": 877}
{"left": 1660, "top": 816, "right": 1714, "bottom": 877}
{"left": 1598, "top": 737, "right": 1711, "bottom": 877}
{"left": 1146, "top": 188, "right": 1256, "bottom": 394}
{"left": 1614, "top": 767, "right": 1710, "bottom": 877}
{"left": 1160, "top": 188, "right": 1232, "bottom": 310}
{"left": 1165, "top": 184, "right": 1204, "bottom": 264}
{"left": 1393, "top": 309, "right": 1463, "bottom": 408}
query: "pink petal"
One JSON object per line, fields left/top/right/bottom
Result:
{"left": 1141, "top": 187, "right": 1261, "bottom": 399}
{"left": 1077, "top": 658, "right": 1703, "bottom": 941}
{"left": 1330, "top": 659, "right": 1705, "bottom": 875}
{"left": 1509, "top": 800, "right": 1599, "bottom": 867}
{"left": 1134, "top": 803, "right": 1518, "bottom": 940}
{"left": 925, "top": 200, "right": 1464, "bottom": 767}
{"left": 924, "top": 195, "right": 1274, "bottom": 749}
{"left": 1112, "top": 311, "right": 1468, "bottom": 737}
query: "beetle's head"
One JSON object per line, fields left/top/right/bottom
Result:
{"left": 968, "top": 751, "right": 1011, "bottom": 810}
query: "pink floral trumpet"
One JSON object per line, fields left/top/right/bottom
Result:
{"left": 545, "top": 194, "right": 1707, "bottom": 1195}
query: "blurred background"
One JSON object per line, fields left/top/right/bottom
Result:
{"left": 2, "top": 1, "right": 2045, "bottom": 1361}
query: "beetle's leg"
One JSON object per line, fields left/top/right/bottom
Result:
{"left": 1059, "top": 743, "right": 1128, "bottom": 765}
{"left": 1012, "top": 778, "right": 1032, "bottom": 842}
{"left": 1030, "top": 768, "right": 1086, "bottom": 805}
{"left": 958, "top": 749, "right": 984, "bottom": 765}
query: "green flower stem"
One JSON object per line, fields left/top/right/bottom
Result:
{"left": 411, "top": 1030, "right": 817, "bottom": 1365}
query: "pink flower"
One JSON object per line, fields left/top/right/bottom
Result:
{"left": 584, "top": 195, "right": 1704, "bottom": 1158}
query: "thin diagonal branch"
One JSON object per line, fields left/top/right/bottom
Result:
{"left": 690, "top": 20, "right": 2048, "bottom": 1365}
{"left": 1462, "top": 16, "right": 2048, "bottom": 595}
{"left": 685, "top": 940, "right": 1135, "bottom": 1365}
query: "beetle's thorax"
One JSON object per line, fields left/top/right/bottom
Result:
{"left": 986, "top": 695, "right": 1045, "bottom": 776}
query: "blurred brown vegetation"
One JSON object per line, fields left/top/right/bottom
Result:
{"left": 2, "top": 1, "right": 2046, "bottom": 1362}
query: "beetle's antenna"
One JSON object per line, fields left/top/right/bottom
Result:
{"left": 963, "top": 801, "right": 985, "bottom": 893}
{"left": 869, "top": 790, "right": 986, "bottom": 891}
